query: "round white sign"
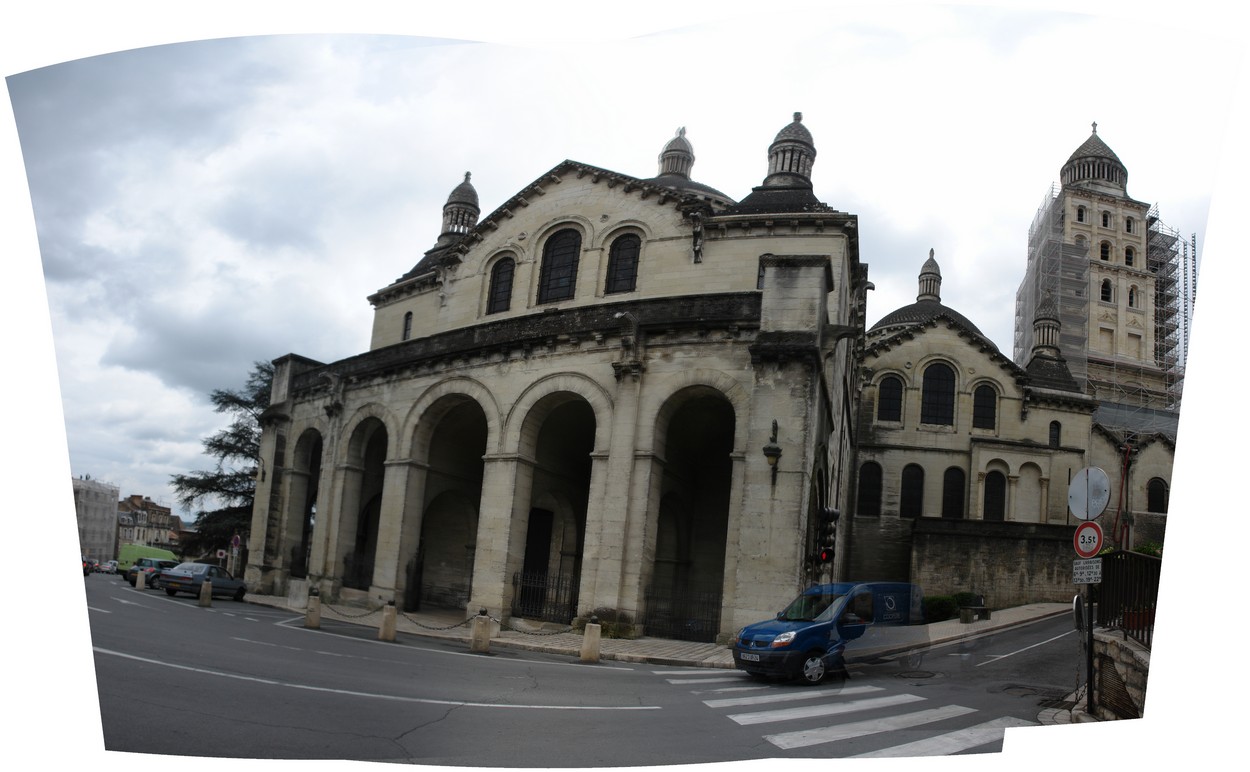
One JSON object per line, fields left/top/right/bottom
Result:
{"left": 1068, "top": 467, "right": 1111, "bottom": 521}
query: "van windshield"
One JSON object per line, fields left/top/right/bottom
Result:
{"left": 779, "top": 592, "right": 845, "bottom": 622}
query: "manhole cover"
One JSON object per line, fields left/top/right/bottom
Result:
{"left": 896, "top": 670, "right": 937, "bottom": 679}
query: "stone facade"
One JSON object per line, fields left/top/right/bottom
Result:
{"left": 248, "top": 115, "right": 869, "bottom": 641}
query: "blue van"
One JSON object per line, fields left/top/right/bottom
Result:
{"left": 731, "top": 582, "right": 926, "bottom": 684}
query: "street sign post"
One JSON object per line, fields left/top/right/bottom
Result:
{"left": 1067, "top": 466, "right": 1108, "bottom": 718}
{"left": 1067, "top": 467, "right": 1110, "bottom": 521}
{"left": 1073, "top": 557, "right": 1102, "bottom": 584}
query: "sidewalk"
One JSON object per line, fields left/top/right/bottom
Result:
{"left": 242, "top": 593, "right": 1090, "bottom": 723}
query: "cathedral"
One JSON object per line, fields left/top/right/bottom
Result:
{"left": 246, "top": 116, "right": 1181, "bottom": 641}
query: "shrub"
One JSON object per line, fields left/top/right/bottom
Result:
{"left": 573, "top": 607, "right": 638, "bottom": 639}
{"left": 952, "top": 591, "right": 982, "bottom": 608}
{"left": 923, "top": 595, "right": 959, "bottom": 623}
{"left": 1133, "top": 541, "right": 1163, "bottom": 558}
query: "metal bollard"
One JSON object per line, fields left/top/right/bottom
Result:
{"left": 305, "top": 587, "right": 321, "bottom": 629}
{"left": 379, "top": 601, "right": 397, "bottom": 641}
{"left": 580, "top": 615, "right": 602, "bottom": 663}
{"left": 470, "top": 608, "right": 491, "bottom": 653}
{"left": 199, "top": 580, "right": 213, "bottom": 607}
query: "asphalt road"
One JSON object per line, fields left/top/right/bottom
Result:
{"left": 84, "top": 574, "right": 1080, "bottom": 765}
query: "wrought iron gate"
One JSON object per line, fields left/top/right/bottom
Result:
{"left": 510, "top": 572, "right": 578, "bottom": 623}
{"left": 642, "top": 586, "right": 722, "bottom": 642}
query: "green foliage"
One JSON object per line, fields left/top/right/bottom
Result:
{"left": 952, "top": 591, "right": 982, "bottom": 608}
{"left": 922, "top": 595, "right": 959, "bottom": 623}
{"left": 170, "top": 361, "right": 273, "bottom": 558}
{"left": 1132, "top": 541, "right": 1163, "bottom": 558}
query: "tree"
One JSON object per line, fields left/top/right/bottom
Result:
{"left": 171, "top": 361, "right": 273, "bottom": 558}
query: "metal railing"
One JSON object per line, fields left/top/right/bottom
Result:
{"left": 510, "top": 572, "right": 578, "bottom": 623}
{"left": 1096, "top": 549, "right": 1161, "bottom": 649}
{"left": 642, "top": 586, "right": 722, "bottom": 643}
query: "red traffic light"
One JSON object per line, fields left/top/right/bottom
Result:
{"left": 817, "top": 546, "right": 834, "bottom": 563}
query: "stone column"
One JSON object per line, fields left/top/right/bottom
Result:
{"left": 368, "top": 458, "right": 420, "bottom": 602}
{"left": 467, "top": 453, "right": 532, "bottom": 619}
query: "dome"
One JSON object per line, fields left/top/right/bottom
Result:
{"left": 773, "top": 111, "right": 814, "bottom": 147}
{"left": 445, "top": 171, "right": 479, "bottom": 209}
{"left": 646, "top": 127, "right": 735, "bottom": 204}
{"left": 870, "top": 250, "right": 989, "bottom": 340}
{"left": 1061, "top": 123, "right": 1127, "bottom": 192}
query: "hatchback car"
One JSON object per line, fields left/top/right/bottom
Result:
{"left": 126, "top": 558, "right": 178, "bottom": 588}
{"left": 159, "top": 562, "right": 247, "bottom": 601}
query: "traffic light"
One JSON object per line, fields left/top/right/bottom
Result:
{"left": 815, "top": 507, "right": 839, "bottom": 564}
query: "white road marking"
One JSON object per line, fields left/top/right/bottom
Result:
{"left": 764, "top": 704, "right": 979, "bottom": 749}
{"left": 975, "top": 630, "right": 1075, "bottom": 667}
{"left": 92, "top": 646, "right": 660, "bottom": 711}
{"left": 704, "top": 684, "right": 882, "bottom": 708}
{"left": 728, "top": 693, "right": 926, "bottom": 725}
{"left": 849, "top": 715, "right": 1035, "bottom": 757}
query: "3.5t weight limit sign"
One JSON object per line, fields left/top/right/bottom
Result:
{"left": 1074, "top": 521, "right": 1103, "bottom": 559}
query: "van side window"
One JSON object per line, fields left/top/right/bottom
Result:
{"left": 844, "top": 593, "right": 873, "bottom": 623}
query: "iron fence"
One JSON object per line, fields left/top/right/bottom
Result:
{"left": 642, "top": 586, "right": 722, "bottom": 643}
{"left": 1095, "top": 549, "right": 1161, "bottom": 649}
{"left": 510, "top": 572, "right": 578, "bottom": 623}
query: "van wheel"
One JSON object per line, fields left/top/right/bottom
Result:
{"left": 799, "top": 652, "right": 828, "bottom": 685}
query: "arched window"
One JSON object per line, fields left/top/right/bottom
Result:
{"left": 1128, "top": 286, "right": 1138, "bottom": 308}
{"left": 1101, "top": 279, "right": 1113, "bottom": 303}
{"left": 941, "top": 467, "right": 965, "bottom": 519}
{"left": 1076, "top": 206, "right": 1086, "bottom": 223}
{"left": 1125, "top": 246, "right": 1135, "bottom": 267}
{"left": 877, "top": 376, "right": 903, "bottom": 422}
{"left": 1049, "top": 421, "right": 1061, "bottom": 448}
{"left": 972, "top": 384, "right": 997, "bottom": 430}
{"left": 402, "top": 311, "right": 413, "bottom": 341}
{"left": 921, "top": 363, "right": 955, "bottom": 425}
{"left": 487, "top": 257, "right": 515, "bottom": 314}
{"left": 1126, "top": 216, "right": 1135, "bottom": 234}
{"left": 1147, "top": 478, "right": 1169, "bottom": 513}
{"left": 605, "top": 233, "right": 641, "bottom": 294}
{"left": 984, "top": 470, "right": 1006, "bottom": 521}
{"left": 901, "top": 464, "right": 924, "bottom": 518}
{"left": 1101, "top": 211, "right": 1111, "bottom": 228}
{"left": 1100, "top": 242, "right": 1111, "bottom": 261}
{"left": 537, "top": 229, "right": 581, "bottom": 304}
{"left": 857, "top": 462, "right": 883, "bottom": 517}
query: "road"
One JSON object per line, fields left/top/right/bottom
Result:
{"left": 84, "top": 574, "right": 1080, "bottom": 765}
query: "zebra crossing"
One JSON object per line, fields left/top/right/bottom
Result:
{"left": 656, "top": 669, "right": 1036, "bottom": 757}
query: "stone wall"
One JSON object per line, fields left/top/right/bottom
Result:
{"left": 909, "top": 518, "right": 1078, "bottom": 607}
{"left": 1092, "top": 629, "right": 1150, "bottom": 720}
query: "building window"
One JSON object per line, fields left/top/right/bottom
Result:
{"left": 901, "top": 464, "right": 924, "bottom": 518}
{"left": 605, "top": 233, "right": 641, "bottom": 294}
{"left": 487, "top": 257, "right": 515, "bottom": 315}
{"left": 402, "top": 311, "right": 413, "bottom": 341}
{"left": 1125, "top": 246, "right": 1135, "bottom": 267}
{"left": 1101, "top": 211, "right": 1111, "bottom": 228}
{"left": 1128, "top": 286, "right": 1138, "bottom": 308}
{"left": 857, "top": 462, "right": 883, "bottom": 517}
{"left": 984, "top": 471, "right": 1006, "bottom": 521}
{"left": 877, "top": 376, "right": 903, "bottom": 422}
{"left": 1101, "top": 279, "right": 1113, "bottom": 303}
{"left": 1049, "top": 421, "right": 1061, "bottom": 448}
{"left": 1147, "top": 478, "right": 1169, "bottom": 513}
{"left": 972, "top": 384, "right": 996, "bottom": 430}
{"left": 1126, "top": 216, "right": 1135, "bottom": 234}
{"left": 920, "top": 362, "right": 955, "bottom": 425}
{"left": 1076, "top": 206, "right": 1086, "bottom": 223}
{"left": 537, "top": 229, "right": 581, "bottom": 304}
{"left": 1100, "top": 242, "right": 1111, "bottom": 261}
{"left": 941, "top": 467, "right": 965, "bottom": 519}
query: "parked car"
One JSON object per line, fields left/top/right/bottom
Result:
{"left": 82, "top": 557, "right": 91, "bottom": 577}
{"left": 98, "top": 560, "right": 119, "bottom": 574}
{"left": 126, "top": 558, "right": 178, "bottom": 588}
{"left": 159, "top": 563, "right": 247, "bottom": 601}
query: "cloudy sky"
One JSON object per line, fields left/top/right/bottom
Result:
{"left": 4, "top": 0, "right": 1246, "bottom": 768}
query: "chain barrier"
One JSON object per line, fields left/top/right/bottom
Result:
{"left": 397, "top": 611, "right": 475, "bottom": 631}
{"left": 319, "top": 604, "right": 382, "bottom": 620}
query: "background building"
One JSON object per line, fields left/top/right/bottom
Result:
{"left": 73, "top": 476, "right": 120, "bottom": 563}
{"left": 248, "top": 114, "right": 870, "bottom": 642}
{"left": 117, "top": 494, "right": 180, "bottom": 552}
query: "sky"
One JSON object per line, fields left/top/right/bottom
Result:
{"left": 4, "top": 1, "right": 1247, "bottom": 770}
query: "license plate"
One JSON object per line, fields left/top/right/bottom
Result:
{"left": 739, "top": 652, "right": 760, "bottom": 662}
